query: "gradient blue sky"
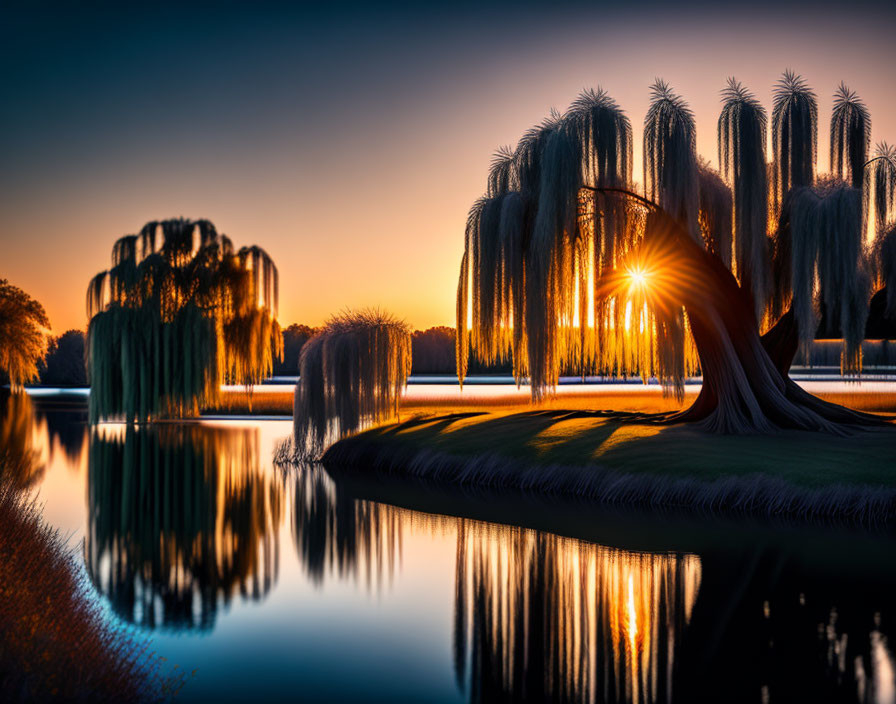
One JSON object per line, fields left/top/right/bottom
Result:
{"left": 2, "top": 0, "right": 895, "bottom": 332}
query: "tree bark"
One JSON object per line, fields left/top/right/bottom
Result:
{"left": 760, "top": 308, "right": 798, "bottom": 378}
{"left": 631, "top": 211, "right": 889, "bottom": 433}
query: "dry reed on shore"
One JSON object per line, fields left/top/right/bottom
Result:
{"left": 0, "top": 478, "right": 184, "bottom": 701}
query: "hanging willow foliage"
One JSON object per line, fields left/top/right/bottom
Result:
{"left": 644, "top": 80, "right": 700, "bottom": 241}
{"left": 86, "top": 218, "right": 282, "bottom": 423}
{"left": 772, "top": 71, "right": 818, "bottom": 216}
{"left": 697, "top": 162, "right": 733, "bottom": 269}
{"left": 864, "top": 143, "right": 896, "bottom": 250}
{"left": 293, "top": 310, "right": 411, "bottom": 457}
{"left": 878, "top": 224, "right": 896, "bottom": 319}
{"left": 457, "top": 74, "right": 894, "bottom": 409}
{"left": 776, "top": 181, "right": 869, "bottom": 372}
{"left": 457, "top": 85, "right": 709, "bottom": 402}
{"left": 830, "top": 83, "right": 870, "bottom": 189}
{"left": 718, "top": 78, "right": 770, "bottom": 320}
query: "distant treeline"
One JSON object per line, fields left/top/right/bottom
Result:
{"left": 273, "top": 324, "right": 509, "bottom": 376}
{"left": 25, "top": 310, "right": 896, "bottom": 387}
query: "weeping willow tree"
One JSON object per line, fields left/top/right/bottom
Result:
{"left": 644, "top": 80, "right": 700, "bottom": 241}
{"left": 718, "top": 79, "right": 770, "bottom": 320}
{"left": 772, "top": 180, "right": 869, "bottom": 370}
{"left": 458, "top": 76, "right": 891, "bottom": 434}
{"left": 865, "top": 144, "right": 896, "bottom": 306}
{"left": 293, "top": 310, "right": 411, "bottom": 457}
{"left": 86, "top": 218, "right": 282, "bottom": 423}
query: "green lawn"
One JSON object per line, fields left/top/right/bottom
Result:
{"left": 348, "top": 410, "right": 896, "bottom": 490}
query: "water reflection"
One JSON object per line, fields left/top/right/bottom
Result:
{"left": 19, "top": 406, "right": 895, "bottom": 702}
{"left": 291, "top": 464, "right": 403, "bottom": 588}
{"left": 0, "top": 391, "right": 46, "bottom": 489}
{"left": 289, "top": 465, "right": 895, "bottom": 703}
{"left": 36, "top": 398, "right": 88, "bottom": 464}
{"left": 86, "top": 424, "right": 282, "bottom": 631}
{"left": 453, "top": 523, "right": 700, "bottom": 704}
{"left": 288, "top": 467, "right": 701, "bottom": 702}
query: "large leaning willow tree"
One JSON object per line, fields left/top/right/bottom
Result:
{"left": 457, "top": 74, "right": 896, "bottom": 434}
{"left": 87, "top": 218, "right": 282, "bottom": 422}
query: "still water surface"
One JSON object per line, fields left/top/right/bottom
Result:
{"left": 4, "top": 392, "right": 895, "bottom": 703}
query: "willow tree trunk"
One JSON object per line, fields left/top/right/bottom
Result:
{"left": 642, "top": 214, "right": 886, "bottom": 433}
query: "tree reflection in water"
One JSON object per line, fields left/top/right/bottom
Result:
{"left": 86, "top": 424, "right": 281, "bottom": 631}
{"left": 290, "top": 466, "right": 701, "bottom": 701}
{"left": 291, "top": 465, "right": 895, "bottom": 703}
{"left": 0, "top": 390, "right": 46, "bottom": 489}
{"left": 453, "top": 523, "right": 700, "bottom": 704}
{"left": 36, "top": 397, "right": 88, "bottom": 465}
{"left": 291, "top": 463, "right": 422, "bottom": 589}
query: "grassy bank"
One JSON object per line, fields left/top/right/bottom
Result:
{"left": 322, "top": 409, "right": 896, "bottom": 522}
{"left": 0, "top": 479, "right": 183, "bottom": 702}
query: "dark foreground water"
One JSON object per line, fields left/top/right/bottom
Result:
{"left": 4, "top": 392, "right": 895, "bottom": 703}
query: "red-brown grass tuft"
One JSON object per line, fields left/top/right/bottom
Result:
{"left": 0, "top": 478, "right": 184, "bottom": 702}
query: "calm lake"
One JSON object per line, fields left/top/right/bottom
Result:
{"left": 7, "top": 392, "right": 896, "bottom": 703}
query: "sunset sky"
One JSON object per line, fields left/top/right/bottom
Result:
{"left": 2, "top": 0, "right": 895, "bottom": 334}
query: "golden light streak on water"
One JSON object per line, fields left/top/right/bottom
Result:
{"left": 452, "top": 521, "right": 702, "bottom": 703}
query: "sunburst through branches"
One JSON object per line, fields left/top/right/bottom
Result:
{"left": 458, "top": 74, "right": 889, "bottom": 412}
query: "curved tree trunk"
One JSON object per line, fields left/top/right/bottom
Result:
{"left": 631, "top": 214, "right": 889, "bottom": 434}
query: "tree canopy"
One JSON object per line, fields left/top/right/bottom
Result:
{"left": 86, "top": 218, "right": 282, "bottom": 422}
{"left": 456, "top": 72, "right": 896, "bottom": 433}
{"left": 0, "top": 279, "right": 51, "bottom": 392}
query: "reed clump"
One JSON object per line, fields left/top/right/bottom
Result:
{"left": 0, "top": 476, "right": 184, "bottom": 701}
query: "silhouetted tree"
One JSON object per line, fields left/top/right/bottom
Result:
{"left": 273, "top": 323, "right": 317, "bottom": 375}
{"left": 830, "top": 83, "right": 870, "bottom": 190}
{"left": 412, "top": 326, "right": 456, "bottom": 373}
{"left": 39, "top": 329, "right": 87, "bottom": 386}
{"left": 457, "top": 74, "right": 892, "bottom": 434}
{"left": 771, "top": 70, "right": 817, "bottom": 215}
{"left": 0, "top": 279, "right": 51, "bottom": 392}
{"left": 867, "top": 143, "right": 896, "bottom": 226}
{"left": 86, "top": 219, "right": 282, "bottom": 422}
